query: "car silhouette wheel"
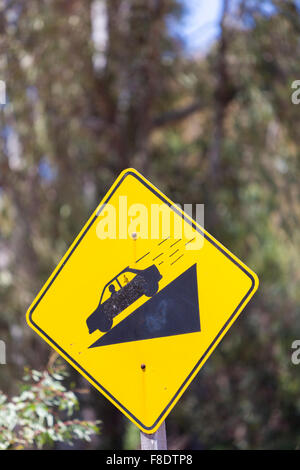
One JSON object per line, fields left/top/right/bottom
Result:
{"left": 98, "top": 314, "right": 113, "bottom": 333}
{"left": 143, "top": 282, "right": 159, "bottom": 297}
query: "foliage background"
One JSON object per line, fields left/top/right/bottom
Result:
{"left": 1, "top": 0, "right": 300, "bottom": 450}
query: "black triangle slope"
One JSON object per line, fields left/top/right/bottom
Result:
{"left": 89, "top": 263, "right": 200, "bottom": 348}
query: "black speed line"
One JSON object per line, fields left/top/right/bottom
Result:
{"left": 170, "top": 254, "right": 184, "bottom": 265}
{"left": 136, "top": 252, "right": 150, "bottom": 263}
{"left": 170, "top": 239, "right": 182, "bottom": 248}
{"left": 185, "top": 237, "right": 195, "bottom": 246}
{"left": 169, "top": 249, "right": 179, "bottom": 258}
{"left": 158, "top": 237, "right": 170, "bottom": 246}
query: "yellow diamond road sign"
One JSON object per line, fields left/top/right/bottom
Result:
{"left": 26, "top": 169, "right": 259, "bottom": 434}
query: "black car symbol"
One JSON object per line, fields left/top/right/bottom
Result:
{"left": 86, "top": 264, "right": 162, "bottom": 334}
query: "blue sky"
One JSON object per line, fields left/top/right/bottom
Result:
{"left": 175, "top": 0, "right": 280, "bottom": 53}
{"left": 176, "top": 0, "right": 223, "bottom": 53}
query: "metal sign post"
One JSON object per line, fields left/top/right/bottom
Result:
{"left": 140, "top": 421, "right": 167, "bottom": 450}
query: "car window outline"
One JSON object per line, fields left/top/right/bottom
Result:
{"left": 99, "top": 268, "right": 132, "bottom": 305}
{"left": 98, "top": 265, "right": 152, "bottom": 306}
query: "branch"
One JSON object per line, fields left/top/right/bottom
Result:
{"left": 152, "top": 99, "right": 204, "bottom": 128}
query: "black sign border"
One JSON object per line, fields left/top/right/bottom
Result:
{"left": 28, "top": 170, "right": 257, "bottom": 432}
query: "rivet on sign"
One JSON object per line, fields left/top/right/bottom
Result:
{"left": 141, "top": 363, "right": 146, "bottom": 370}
